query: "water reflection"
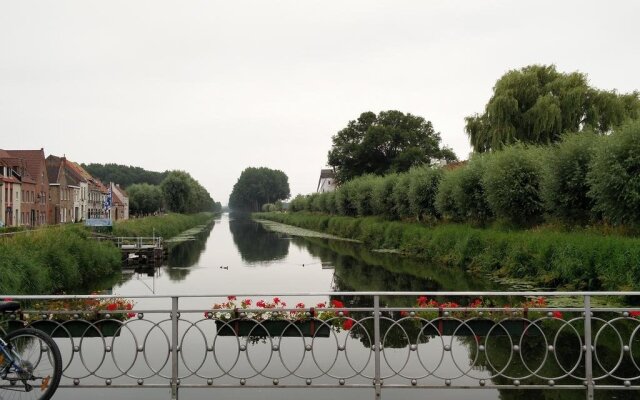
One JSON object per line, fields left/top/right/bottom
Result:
{"left": 165, "top": 222, "right": 215, "bottom": 281}
{"left": 229, "top": 216, "right": 289, "bottom": 263}
{"left": 290, "top": 236, "right": 495, "bottom": 293}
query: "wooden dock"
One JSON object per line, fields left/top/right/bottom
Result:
{"left": 93, "top": 236, "right": 166, "bottom": 267}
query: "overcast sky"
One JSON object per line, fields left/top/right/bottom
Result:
{"left": 1, "top": 1, "right": 639, "bottom": 204}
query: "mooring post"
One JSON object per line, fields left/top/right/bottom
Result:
{"left": 373, "top": 295, "right": 382, "bottom": 399}
{"left": 584, "top": 295, "right": 594, "bottom": 400}
{"left": 171, "top": 296, "right": 179, "bottom": 400}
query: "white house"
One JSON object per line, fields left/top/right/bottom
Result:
{"left": 317, "top": 169, "right": 336, "bottom": 193}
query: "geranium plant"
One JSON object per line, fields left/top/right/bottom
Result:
{"left": 24, "top": 297, "right": 136, "bottom": 322}
{"left": 206, "top": 296, "right": 354, "bottom": 330}
{"left": 402, "top": 296, "right": 562, "bottom": 321}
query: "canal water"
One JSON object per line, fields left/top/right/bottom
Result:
{"left": 55, "top": 214, "right": 628, "bottom": 400}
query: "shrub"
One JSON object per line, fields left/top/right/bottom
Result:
{"left": 392, "top": 174, "right": 413, "bottom": 220}
{"left": 336, "top": 181, "right": 358, "bottom": 216}
{"left": 541, "top": 132, "right": 600, "bottom": 224}
{"left": 435, "top": 168, "right": 464, "bottom": 221}
{"left": 482, "top": 145, "right": 545, "bottom": 226}
{"left": 407, "top": 166, "right": 443, "bottom": 221}
{"left": 352, "top": 175, "right": 379, "bottom": 216}
{"left": 372, "top": 173, "right": 399, "bottom": 218}
{"left": 288, "top": 195, "right": 308, "bottom": 212}
{"left": 588, "top": 120, "right": 640, "bottom": 225}
{"left": 454, "top": 156, "right": 493, "bottom": 223}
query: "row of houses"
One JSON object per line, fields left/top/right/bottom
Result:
{"left": 0, "top": 148, "right": 129, "bottom": 228}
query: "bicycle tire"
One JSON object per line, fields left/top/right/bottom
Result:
{"left": 1, "top": 328, "right": 63, "bottom": 400}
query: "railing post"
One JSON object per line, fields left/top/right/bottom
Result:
{"left": 584, "top": 295, "right": 594, "bottom": 400}
{"left": 373, "top": 295, "right": 382, "bottom": 399}
{"left": 171, "top": 296, "right": 179, "bottom": 400}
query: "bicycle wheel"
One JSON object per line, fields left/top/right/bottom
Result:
{"left": 1, "top": 328, "right": 62, "bottom": 400}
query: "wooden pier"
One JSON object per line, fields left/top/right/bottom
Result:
{"left": 93, "top": 236, "right": 166, "bottom": 267}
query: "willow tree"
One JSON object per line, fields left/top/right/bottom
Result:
{"left": 465, "top": 65, "right": 640, "bottom": 152}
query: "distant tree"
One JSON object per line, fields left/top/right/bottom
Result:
{"left": 228, "top": 167, "right": 290, "bottom": 212}
{"left": 82, "top": 163, "right": 168, "bottom": 187}
{"left": 160, "top": 170, "right": 217, "bottom": 213}
{"left": 327, "top": 110, "right": 457, "bottom": 183}
{"left": 465, "top": 64, "right": 640, "bottom": 152}
{"left": 127, "top": 183, "right": 164, "bottom": 215}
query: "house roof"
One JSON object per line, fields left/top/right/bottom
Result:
{"left": 0, "top": 151, "right": 37, "bottom": 184}
{"left": 5, "top": 149, "right": 46, "bottom": 182}
{"left": 317, "top": 169, "right": 335, "bottom": 192}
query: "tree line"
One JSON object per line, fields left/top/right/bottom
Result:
{"left": 289, "top": 119, "right": 640, "bottom": 229}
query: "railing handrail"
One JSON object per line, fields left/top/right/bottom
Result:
{"left": 3, "top": 291, "right": 640, "bottom": 300}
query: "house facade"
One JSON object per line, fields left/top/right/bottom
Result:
{"left": 5, "top": 149, "right": 49, "bottom": 226}
{"left": 110, "top": 183, "right": 129, "bottom": 222}
{"left": 317, "top": 169, "right": 337, "bottom": 193}
{"left": 46, "top": 155, "right": 75, "bottom": 224}
{"left": 1, "top": 150, "right": 38, "bottom": 226}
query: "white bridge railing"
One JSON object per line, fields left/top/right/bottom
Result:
{"left": 2, "top": 291, "right": 640, "bottom": 400}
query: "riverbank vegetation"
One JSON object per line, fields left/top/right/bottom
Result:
{"left": 228, "top": 167, "right": 290, "bottom": 212}
{"left": 255, "top": 212, "right": 640, "bottom": 291}
{"left": 112, "top": 212, "right": 215, "bottom": 239}
{"left": 0, "top": 225, "right": 121, "bottom": 294}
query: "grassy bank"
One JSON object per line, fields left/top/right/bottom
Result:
{"left": 0, "top": 225, "right": 121, "bottom": 294}
{"left": 112, "top": 212, "right": 215, "bottom": 239}
{"left": 254, "top": 212, "right": 640, "bottom": 291}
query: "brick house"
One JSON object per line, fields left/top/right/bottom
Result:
{"left": 46, "top": 155, "right": 75, "bottom": 224}
{"left": 5, "top": 149, "right": 50, "bottom": 226}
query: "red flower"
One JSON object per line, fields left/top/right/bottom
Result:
{"left": 227, "top": 296, "right": 237, "bottom": 301}
{"left": 417, "top": 296, "right": 428, "bottom": 306}
{"left": 243, "top": 299, "right": 252, "bottom": 306}
{"left": 106, "top": 303, "right": 118, "bottom": 311}
{"left": 342, "top": 319, "right": 354, "bottom": 330}
{"left": 552, "top": 311, "right": 563, "bottom": 319}
{"left": 630, "top": 311, "right": 640, "bottom": 318}
{"left": 128, "top": 313, "right": 136, "bottom": 318}
{"left": 281, "top": 302, "right": 287, "bottom": 307}
{"left": 296, "top": 302, "right": 305, "bottom": 309}
{"left": 256, "top": 300, "right": 266, "bottom": 308}
{"left": 273, "top": 297, "right": 281, "bottom": 305}
{"left": 316, "top": 302, "right": 326, "bottom": 308}
{"left": 400, "top": 311, "right": 409, "bottom": 317}
{"left": 331, "top": 299, "right": 344, "bottom": 309}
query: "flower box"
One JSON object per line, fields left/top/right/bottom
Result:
{"left": 421, "top": 319, "right": 540, "bottom": 337}
{"left": 8, "top": 319, "right": 123, "bottom": 338}
{"left": 215, "top": 319, "right": 331, "bottom": 338}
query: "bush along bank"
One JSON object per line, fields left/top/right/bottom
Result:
{"left": 289, "top": 120, "right": 640, "bottom": 231}
{"left": 112, "top": 212, "right": 215, "bottom": 239}
{"left": 254, "top": 212, "right": 640, "bottom": 291}
{"left": 0, "top": 225, "right": 121, "bottom": 294}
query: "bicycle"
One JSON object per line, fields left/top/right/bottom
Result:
{"left": 0, "top": 301, "right": 62, "bottom": 400}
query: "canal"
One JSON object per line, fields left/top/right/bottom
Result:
{"left": 53, "top": 214, "right": 632, "bottom": 400}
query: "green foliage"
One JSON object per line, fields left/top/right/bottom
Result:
{"left": 328, "top": 110, "right": 457, "bottom": 183}
{"left": 453, "top": 157, "right": 493, "bottom": 223}
{"left": 435, "top": 168, "right": 464, "bottom": 221}
{"left": 588, "top": 120, "right": 640, "bottom": 225}
{"left": 160, "top": 170, "right": 216, "bottom": 213}
{"left": 0, "top": 226, "right": 121, "bottom": 294}
{"left": 82, "top": 163, "right": 168, "bottom": 187}
{"left": 541, "top": 132, "right": 601, "bottom": 223}
{"left": 288, "top": 195, "right": 308, "bottom": 212}
{"left": 228, "top": 167, "right": 290, "bottom": 212}
{"left": 482, "top": 145, "right": 545, "bottom": 226}
{"left": 466, "top": 64, "right": 640, "bottom": 152}
{"left": 127, "top": 183, "right": 164, "bottom": 215}
{"left": 392, "top": 174, "right": 412, "bottom": 220}
{"left": 257, "top": 212, "right": 640, "bottom": 291}
{"left": 371, "top": 173, "right": 398, "bottom": 218}
{"left": 407, "top": 166, "right": 443, "bottom": 220}
{"left": 112, "top": 212, "right": 214, "bottom": 239}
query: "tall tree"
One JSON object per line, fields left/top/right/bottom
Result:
{"left": 81, "top": 163, "right": 168, "bottom": 187}
{"left": 127, "top": 183, "right": 164, "bottom": 215}
{"left": 327, "top": 110, "right": 456, "bottom": 183}
{"left": 465, "top": 64, "right": 640, "bottom": 152}
{"left": 228, "top": 167, "right": 290, "bottom": 212}
{"left": 160, "top": 170, "right": 217, "bottom": 213}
